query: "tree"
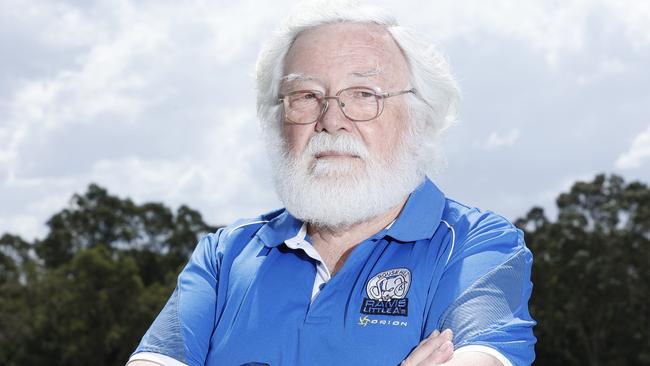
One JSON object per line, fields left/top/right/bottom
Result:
{"left": 0, "top": 184, "right": 219, "bottom": 366}
{"left": 516, "top": 174, "right": 650, "bottom": 365}
{"left": 0, "top": 233, "right": 38, "bottom": 363}
{"left": 0, "top": 233, "right": 33, "bottom": 284}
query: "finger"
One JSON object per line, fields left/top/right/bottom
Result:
{"left": 401, "top": 329, "right": 451, "bottom": 365}
{"left": 413, "top": 330, "right": 440, "bottom": 349}
{"left": 420, "top": 340, "right": 454, "bottom": 365}
{"left": 441, "top": 328, "right": 453, "bottom": 341}
{"left": 425, "top": 329, "right": 440, "bottom": 342}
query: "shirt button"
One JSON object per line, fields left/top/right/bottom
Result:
{"left": 319, "top": 283, "right": 326, "bottom": 290}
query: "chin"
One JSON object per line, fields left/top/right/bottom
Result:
{"left": 310, "top": 158, "right": 364, "bottom": 178}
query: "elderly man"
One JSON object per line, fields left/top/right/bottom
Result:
{"left": 128, "top": 2, "right": 535, "bottom": 366}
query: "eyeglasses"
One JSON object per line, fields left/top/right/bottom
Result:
{"left": 278, "top": 86, "right": 415, "bottom": 124}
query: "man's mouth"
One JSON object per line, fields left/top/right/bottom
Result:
{"left": 315, "top": 151, "right": 358, "bottom": 159}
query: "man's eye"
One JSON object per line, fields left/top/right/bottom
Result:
{"left": 355, "top": 90, "right": 375, "bottom": 98}
{"left": 293, "top": 92, "right": 318, "bottom": 101}
{"left": 289, "top": 92, "right": 319, "bottom": 104}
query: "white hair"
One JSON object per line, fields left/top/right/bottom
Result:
{"left": 255, "top": 0, "right": 461, "bottom": 174}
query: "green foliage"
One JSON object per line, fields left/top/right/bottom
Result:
{"left": 34, "top": 184, "right": 216, "bottom": 269}
{"left": 516, "top": 174, "right": 650, "bottom": 365}
{"left": 0, "top": 233, "right": 32, "bottom": 284}
{"left": 0, "top": 184, "right": 218, "bottom": 366}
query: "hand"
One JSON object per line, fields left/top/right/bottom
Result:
{"left": 401, "top": 329, "right": 454, "bottom": 366}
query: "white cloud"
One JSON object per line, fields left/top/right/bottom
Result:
{"left": 601, "top": 0, "right": 650, "bottom": 48}
{"left": 0, "top": 214, "right": 42, "bottom": 238}
{"left": 0, "top": 0, "right": 292, "bottom": 238}
{"left": 382, "top": 0, "right": 650, "bottom": 68}
{"left": 616, "top": 125, "right": 650, "bottom": 169}
{"left": 0, "top": 0, "right": 108, "bottom": 48}
{"left": 483, "top": 129, "right": 520, "bottom": 149}
{"left": 385, "top": 0, "right": 588, "bottom": 63}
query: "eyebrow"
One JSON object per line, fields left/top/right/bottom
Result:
{"left": 282, "top": 68, "right": 382, "bottom": 84}
{"left": 281, "top": 73, "right": 324, "bottom": 84}
{"left": 350, "top": 69, "right": 382, "bottom": 78}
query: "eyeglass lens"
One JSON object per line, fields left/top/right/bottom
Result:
{"left": 284, "top": 87, "right": 381, "bottom": 123}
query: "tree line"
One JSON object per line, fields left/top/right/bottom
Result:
{"left": 0, "top": 174, "right": 648, "bottom": 365}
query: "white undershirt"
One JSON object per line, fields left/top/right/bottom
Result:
{"left": 283, "top": 222, "right": 331, "bottom": 302}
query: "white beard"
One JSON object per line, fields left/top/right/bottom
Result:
{"left": 270, "top": 131, "right": 424, "bottom": 230}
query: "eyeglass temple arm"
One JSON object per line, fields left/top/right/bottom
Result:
{"left": 382, "top": 89, "right": 416, "bottom": 98}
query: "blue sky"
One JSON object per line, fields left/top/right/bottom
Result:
{"left": 1, "top": 0, "right": 649, "bottom": 240}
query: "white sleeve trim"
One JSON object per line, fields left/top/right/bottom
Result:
{"left": 226, "top": 220, "right": 269, "bottom": 236}
{"left": 440, "top": 220, "right": 456, "bottom": 266}
{"left": 454, "top": 345, "right": 513, "bottom": 366}
{"left": 127, "top": 352, "right": 188, "bottom": 366}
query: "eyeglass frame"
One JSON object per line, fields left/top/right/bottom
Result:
{"left": 277, "top": 86, "right": 416, "bottom": 124}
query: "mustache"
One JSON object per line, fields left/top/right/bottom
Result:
{"left": 304, "top": 133, "right": 369, "bottom": 158}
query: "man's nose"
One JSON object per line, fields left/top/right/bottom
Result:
{"left": 315, "top": 97, "right": 354, "bottom": 133}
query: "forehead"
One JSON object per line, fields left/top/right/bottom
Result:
{"left": 283, "top": 22, "right": 409, "bottom": 87}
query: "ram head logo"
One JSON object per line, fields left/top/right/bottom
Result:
{"left": 366, "top": 268, "right": 412, "bottom": 301}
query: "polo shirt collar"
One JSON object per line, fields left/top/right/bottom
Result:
{"left": 383, "top": 176, "right": 446, "bottom": 242}
{"left": 256, "top": 209, "right": 303, "bottom": 248}
{"left": 256, "top": 176, "right": 446, "bottom": 247}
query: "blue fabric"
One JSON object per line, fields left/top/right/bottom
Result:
{"left": 132, "top": 177, "right": 536, "bottom": 365}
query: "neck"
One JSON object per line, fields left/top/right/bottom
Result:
{"left": 307, "top": 194, "right": 409, "bottom": 250}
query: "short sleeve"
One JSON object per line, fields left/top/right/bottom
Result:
{"left": 130, "top": 229, "right": 223, "bottom": 366}
{"left": 425, "top": 212, "right": 536, "bottom": 366}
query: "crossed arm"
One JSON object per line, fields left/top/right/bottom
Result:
{"left": 127, "top": 329, "right": 501, "bottom": 366}
{"left": 400, "top": 329, "right": 502, "bottom": 366}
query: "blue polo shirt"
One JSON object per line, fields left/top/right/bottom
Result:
{"left": 130, "top": 177, "right": 536, "bottom": 365}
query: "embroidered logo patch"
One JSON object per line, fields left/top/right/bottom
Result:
{"left": 360, "top": 268, "right": 411, "bottom": 317}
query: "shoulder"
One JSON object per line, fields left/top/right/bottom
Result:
{"left": 221, "top": 208, "right": 284, "bottom": 239}
{"left": 442, "top": 198, "right": 518, "bottom": 237}
{"left": 440, "top": 198, "right": 527, "bottom": 266}
{"left": 199, "top": 208, "right": 286, "bottom": 257}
